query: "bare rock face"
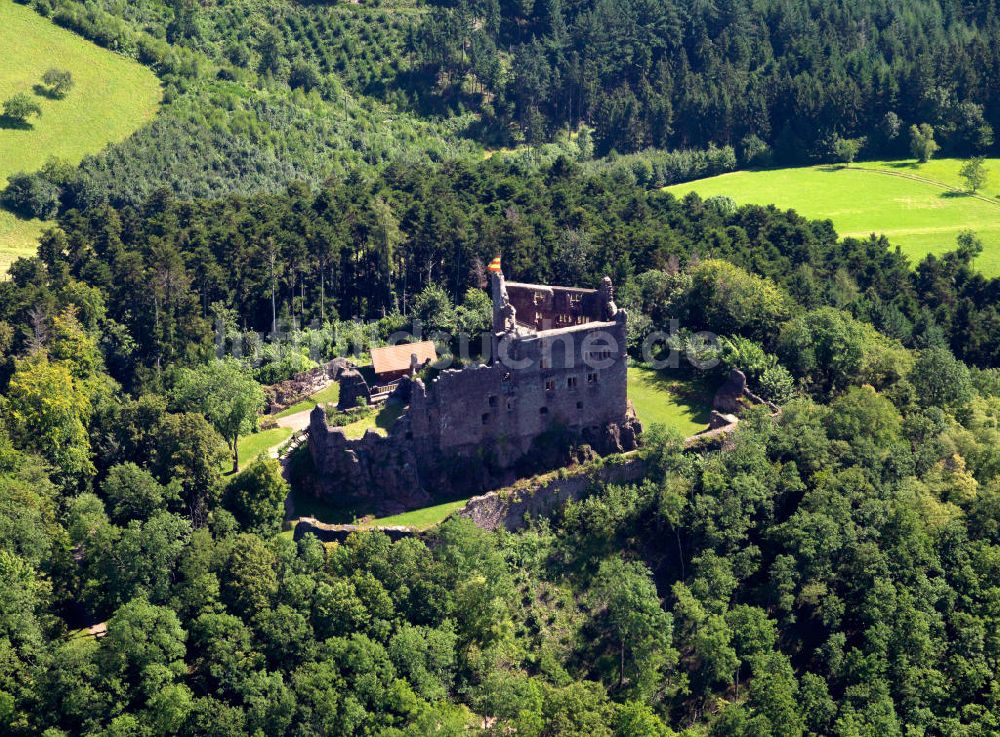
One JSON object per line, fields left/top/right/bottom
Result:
{"left": 713, "top": 368, "right": 747, "bottom": 414}
{"left": 307, "top": 408, "right": 431, "bottom": 515}
{"left": 708, "top": 410, "right": 739, "bottom": 429}
{"left": 337, "top": 369, "right": 371, "bottom": 411}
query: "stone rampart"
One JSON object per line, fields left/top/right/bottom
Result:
{"left": 456, "top": 454, "right": 647, "bottom": 531}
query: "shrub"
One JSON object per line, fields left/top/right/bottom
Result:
{"left": 758, "top": 364, "right": 796, "bottom": 405}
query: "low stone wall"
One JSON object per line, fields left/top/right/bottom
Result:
{"left": 293, "top": 517, "right": 416, "bottom": 543}
{"left": 457, "top": 455, "right": 647, "bottom": 531}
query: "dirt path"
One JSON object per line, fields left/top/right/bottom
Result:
{"left": 274, "top": 407, "right": 314, "bottom": 433}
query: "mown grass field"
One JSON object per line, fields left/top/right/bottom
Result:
{"left": 665, "top": 158, "right": 1000, "bottom": 277}
{"left": 0, "top": 0, "right": 161, "bottom": 274}
{"left": 371, "top": 499, "right": 469, "bottom": 530}
{"left": 627, "top": 366, "right": 714, "bottom": 438}
{"left": 229, "top": 427, "right": 293, "bottom": 474}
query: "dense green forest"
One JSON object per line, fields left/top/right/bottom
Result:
{"left": 2, "top": 155, "right": 1000, "bottom": 734}
{"left": 2, "top": 0, "right": 1000, "bottom": 735}
{"left": 414, "top": 0, "right": 1000, "bottom": 157}
{"left": 8, "top": 158, "right": 999, "bottom": 388}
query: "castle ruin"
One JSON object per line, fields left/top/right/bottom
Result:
{"left": 306, "top": 268, "right": 641, "bottom": 514}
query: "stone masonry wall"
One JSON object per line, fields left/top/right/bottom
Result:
{"left": 456, "top": 455, "right": 648, "bottom": 531}
{"left": 505, "top": 282, "right": 604, "bottom": 331}
{"left": 407, "top": 312, "right": 634, "bottom": 463}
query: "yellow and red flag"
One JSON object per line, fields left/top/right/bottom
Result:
{"left": 487, "top": 255, "right": 502, "bottom": 273}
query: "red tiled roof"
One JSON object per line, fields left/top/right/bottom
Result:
{"left": 370, "top": 340, "right": 437, "bottom": 376}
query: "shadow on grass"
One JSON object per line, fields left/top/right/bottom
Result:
{"left": 0, "top": 115, "right": 33, "bottom": 130}
{"left": 941, "top": 190, "right": 971, "bottom": 198}
{"left": 888, "top": 161, "right": 920, "bottom": 169}
{"left": 374, "top": 399, "right": 405, "bottom": 431}
{"left": 0, "top": 202, "right": 41, "bottom": 224}
{"left": 32, "top": 84, "right": 66, "bottom": 100}
{"left": 289, "top": 486, "right": 364, "bottom": 525}
{"left": 631, "top": 365, "right": 717, "bottom": 427}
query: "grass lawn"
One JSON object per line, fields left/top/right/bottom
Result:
{"left": 286, "top": 492, "right": 467, "bottom": 532}
{"left": 274, "top": 382, "right": 340, "bottom": 418}
{"left": 339, "top": 399, "right": 406, "bottom": 439}
{"left": 627, "top": 365, "right": 714, "bottom": 437}
{"left": 665, "top": 157, "right": 1000, "bottom": 277}
{"left": 225, "top": 427, "right": 293, "bottom": 474}
{"left": 372, "top": 499, "right": 468, "bottom": 530}
{"left": 0, "top": 0, "right": 161, "bottom": 274}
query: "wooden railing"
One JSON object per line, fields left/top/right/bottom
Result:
{"left": 277, "top": 429, "right": 309, "bottom": 461}
{"left": 370, "top": 379, "right": 402, "bottom": 402}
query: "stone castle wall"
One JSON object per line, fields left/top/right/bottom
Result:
{"left": 505, "top": 282, "right": 604, "bottom": 330}
{"left": 408, "top": 314, "right": 633, "bottom": 462}
{"left": 306, "top": 273, "right": 639, "bottom": 514}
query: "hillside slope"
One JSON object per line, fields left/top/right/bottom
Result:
{"left": 0, "top": 0, "right": 161, "bottom": 272}
{"left": 666, "top": 159, "right": 1000, "bottom": 276}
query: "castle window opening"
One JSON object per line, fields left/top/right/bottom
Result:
{"left": 540, "top": 407, "right": 549, "bottom": 415}
{"left": 482, "top": 413, "right": 490, "bottom": 425}
{"left": 545, "top": 379, "right": 556, "bottom": 392}
{"left": 569, "top": 292, "right": 582, "bottom": 305}
{"left": 588, "top": 372, "right": 598, "bottom": 384}
{"left": 488, "top": 395, "right": 498, "bottom": 407}
{"left": 567, "top": 376, "right": 578, "bottom": 389}
{"left": 576, "top": 401, "right": 583, "bottom": 410}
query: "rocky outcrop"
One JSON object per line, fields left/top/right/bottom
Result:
{"left": 712, "top": 368, "right": 747, "bottom": 414}
{"left": 337, "top": 368, "right": 372, "bottom": 411}
{"left": 306, "top": 406, "right": 430, "bottom": 515}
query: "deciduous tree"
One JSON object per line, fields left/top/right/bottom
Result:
{"left": 1, "top": 93, "right": 41, "bottom": 124}
{"left": 170, "top": 358, "right": 264, "bottom": 473}
{"left": 959, "top": 156, "right": 988, "bottom": 193}
{"left": 40, "top": 69, "right": 74, "bottom": 98}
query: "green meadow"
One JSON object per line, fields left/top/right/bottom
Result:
{"left": 0, "top": 0, "right": 161, "bottom": 273}
{"left": 626, "top": 366, "right": 714, "bottom": 438}
{"left": 666, "top": 158, "right": 1000, "bottom": 277}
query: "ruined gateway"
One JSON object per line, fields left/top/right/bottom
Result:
{"left": 306, "top": 268, "right": 642, "bottom": 514}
